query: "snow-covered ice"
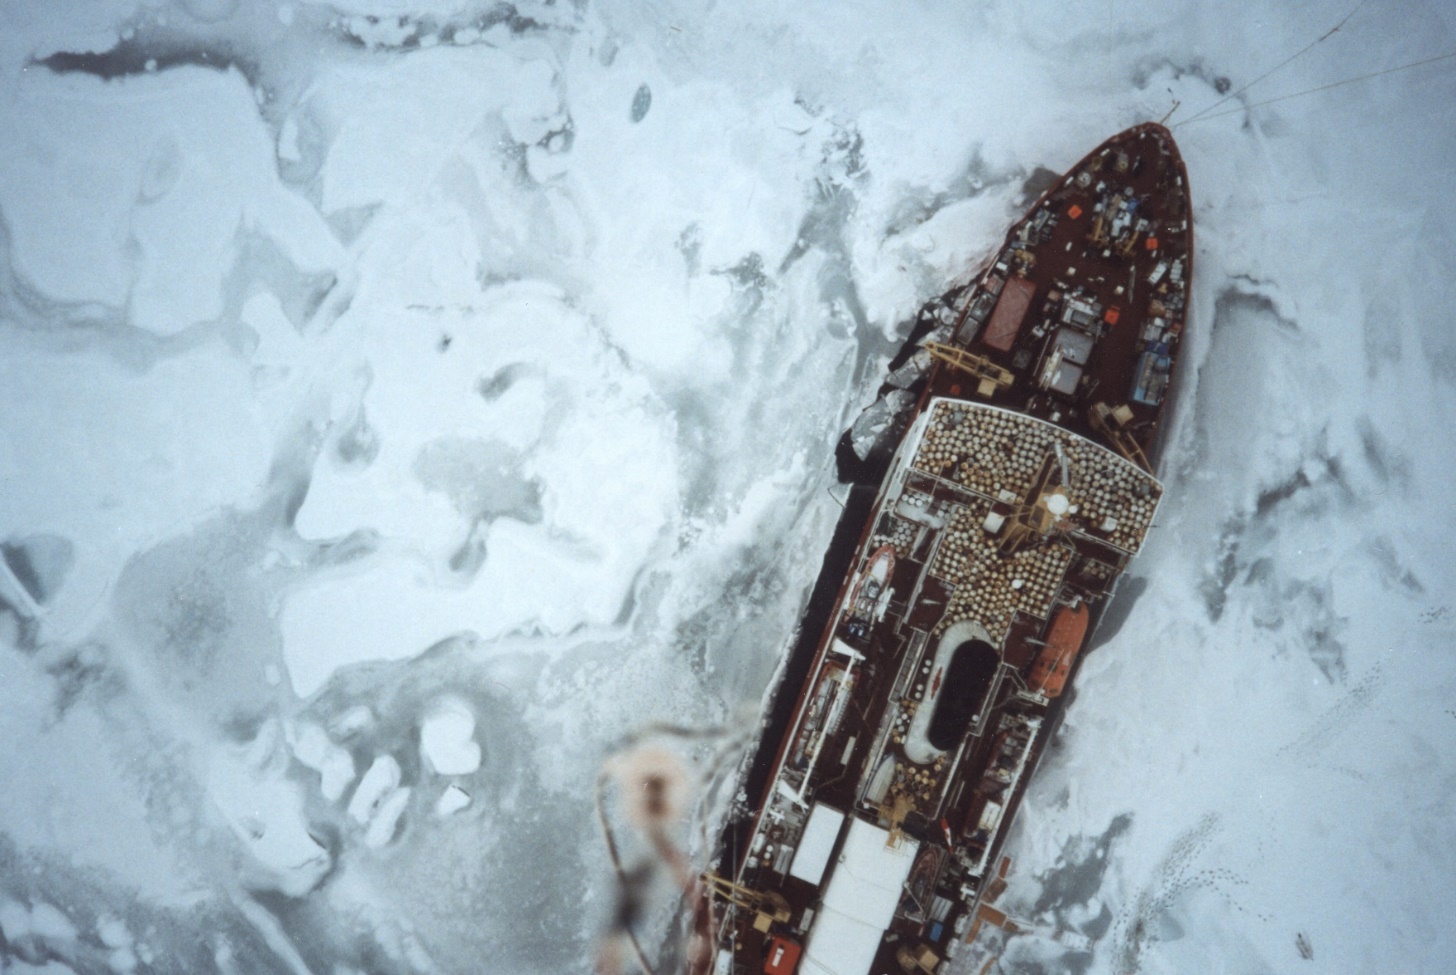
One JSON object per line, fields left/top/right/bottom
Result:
{"left": 1, "top": 0, "right": 1454, "bottom": 972}
{"left": 419, "top": 698, "right": 481, "bottom": 776}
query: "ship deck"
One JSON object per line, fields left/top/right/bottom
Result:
{"left": 928, "top": 123, "right": 1191, "bottom": 451}
{"left": 708, "top": 123, "right": 1191, "bottom": 975}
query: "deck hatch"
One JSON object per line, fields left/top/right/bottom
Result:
{"left": 788, "top": 803, "right": 846, "bottom": 886}
{"left": 981, "top": 276, "right": 1035, "bottom": 351}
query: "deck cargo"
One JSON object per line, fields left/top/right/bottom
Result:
{"left": 708, "top": 123, "right": 1192, "bottom": 975}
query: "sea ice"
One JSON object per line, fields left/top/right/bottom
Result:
{"left": 0, "top": 0, "right": 1453, "bottom": 972}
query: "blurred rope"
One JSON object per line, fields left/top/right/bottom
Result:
{"left": 1174, "top": 49, "right": 1456, "bottom": 127}
{"left": 1177, "top": 0, "right": 1371, "bottom": 126}
{"left": 594, "top": 721, "right": 755, "bottom": 975}
{"left": 596, "top": 766, "right": 658, "bottom": 975}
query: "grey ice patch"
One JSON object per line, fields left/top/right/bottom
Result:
{"left": 261, "top": 414, "right": 328, "bottom": 535}
{"left": 1244, "top": 557, "right": 1281, "bottom": 629}
{"left": 305, "top": 528, "right": 380, "bottom": 570}
{"left": 778, "top": 123, "right": 868, "bottom": 275}
{"left": 716, "top": 251, "right": 769, "bottom": 292}
{"left": 1019, "top": 165, "right": 1062, "bottom": 206}
{"left": 476, "top": 362, "right": 534, "bottom": 401}
{"left": 597, "top": 36, "right": 619, "bottom": 67}
{"left": 5, "top": 152, "right": 336, "bottom": 352}
{"left": 139, "top": 137, "right": 184, "bottom": 203}
{"left": 1253, "top": 468, "right": 1313, "bottom": 518}
{"left": 676, "top": 223, "right": 703, "bottom": 275}
{"left": 334, "top": 407, "right": 380, "bottom": 468}
{"left": 110, "top": 509, "right": 285, "bottom": 721}
{"left": 1204, "top": 286, "right": 1295, "bottom": 341}
{"left": 323, "top": 203, "right": 378, "bottom": 246}
{"left": 1199, "top": 426, "right": 1365, "bottom": 641}
{"left": 412, "top": 437, "right": 542, "bottom": 526}
{"left": 1362, "top": 288, "right": 1404, "bottom": 376}
{"left": 1032, "top": 813, "right": 1133, "bottom": 924}
{"left": 1357, "top": 417, "right": 1411, "bottom": 495}
{"left": 279, "top": 106, "right": 332, "bottom": 190}
{"left": 41, "top": 642, "right": 117, "bottom": 716}
{"left": 0, "top": 834, "right": 292, "bottom": 975}
{"left": 0, "top": 213, "right": 134, "bottom": 339}
{"left": 1, "top": 534, "right": 76, "bottom": 606}
{"left": 773, "top": 124, "right": 885, "bottom": 378}
{"left": 630, "top": 83, "right": 652, "bottom": 122}
{"left": 1238, "top": 545, "right": 1351, "bottom": 681}
{"left": 0, "top": 599, "right": 40, "bottom": 652}
{"left": 1199, "top": 516, "right": 1243, "bottom": 623}
{"left": 449, "top": 525, "right": 488, "bottom": 576}
{"left": 34, "top": 40, "right": 262, "bottom": 85}
{"left": 538, "top": 117, "right": 574, "bottom": 155}
{"left": 661, "top": 389, "right": 718, "bottom": 518}
{"left": 226, "top": 231, "right": 342, "bottom": 335}
{"left": 1281, "top": 579, "right": 1348, "bottom": 681}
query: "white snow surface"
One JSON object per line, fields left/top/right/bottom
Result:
{"left": 1, "top": 0, "right": 1454, "bottom": 972}
{"left": 418, "top": 697, "right": 481, "bottom": 775}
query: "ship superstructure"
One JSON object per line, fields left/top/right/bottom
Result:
{"left": 708, "top": 124, "right": 1192, "bottom": 975}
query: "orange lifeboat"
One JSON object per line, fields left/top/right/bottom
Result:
{"left": 1027, "top": 603, "right": 1090, "bottom": 698}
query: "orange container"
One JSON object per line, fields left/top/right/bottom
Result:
{"left": 764, "top": 935, "right": 802, "bottom": 975}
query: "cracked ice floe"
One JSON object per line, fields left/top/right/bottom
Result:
{"left": 0, "top": 66, "right": 339, "bottom": 336}
{"left": 435, "top": 784, "right": 472, "bottom": 817}
{"left": 0, "top": 334, "right": 274, "bottom": 640}
{"left": 0, "top": 643, "right": 192, "bottom": 900}
{"left": 282, "top": 282, "right": 681, "bottom": 696}
{"left": 207, "top": 722, "right": 330, "bottom": 897}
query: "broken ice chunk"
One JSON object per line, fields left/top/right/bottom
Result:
{"left": 364, "top": 787, "right": 411, "bottom": 848}
{"left": 207, "top": 744, "right": 331, "bottom": 896}
{"left": 419, "top": 698, "right": 481, "bottom": 775}
{"left": 330, "top": 705, "right": 374, "bottom": 738}
{"left": 289, "top": 721, "right": 357, "bottom": 802}
{"left": 436, "top": 784, "right": 472, "bottom": 816}
{"left": 348, "top": 755, "right": 401, "bottom": 825}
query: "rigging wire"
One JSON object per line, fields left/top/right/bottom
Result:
{"left": 1177, "top": 0, "right": 1372, "bottom": 126}
{"left": 1174, "top": 48, "right": 1456, "bottom": 127}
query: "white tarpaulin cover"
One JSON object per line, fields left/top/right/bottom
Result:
{"left": 801, "top": 818, "right": 920, "bottom": 975}
{"left": 789, "top": 802, "right": 846, "bottom": 886}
